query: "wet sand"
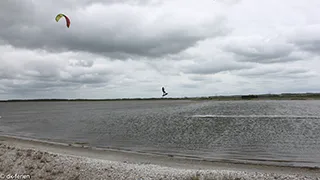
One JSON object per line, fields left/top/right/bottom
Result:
{"left": 0, "top": 135, "right": 319, "bottom": 180}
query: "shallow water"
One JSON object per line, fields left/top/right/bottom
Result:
{"left": 0, "top": 100, "right": 319, "bottom": 168}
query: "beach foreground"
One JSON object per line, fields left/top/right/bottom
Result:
{"left": 0, "top": 136, "right": 319, "bottom": 180}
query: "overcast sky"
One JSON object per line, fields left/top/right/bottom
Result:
{"left": 0, "top": 0, "right": 320, "bottom": 99}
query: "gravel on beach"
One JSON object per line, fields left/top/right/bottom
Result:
{"left": 0, "top": 142, "right": 319, "bottom": 180}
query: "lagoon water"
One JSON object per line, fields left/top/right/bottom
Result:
{"left": 0, "top": 100, "right": 320, "bottom": 168}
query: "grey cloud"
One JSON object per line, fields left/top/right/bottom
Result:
{"left": 0, "top": 51, "right": 114, "bottom": 96}
{"left": 187, "top": 75, "right": 223, "bottom": 84}
{"left": 235, "top": 65, "right": 317, "bottom": 79}
{"left": 271, "top": 71, "right": 317, "bottom": 79}
{"left": 0, "top": 80, "right": 84, "bottom": 99}
{"left": 144, "top": 59, "right": 186, "bottom": 76}
{"left": 179, "top": 83, "right": 199, "bottom": 89}
{"left": 288, "top": 25, "right": 320, "bottom": 55}
{"left": 294, "top": 40, "right": 320, "bottom": 53}
{"left": 223, "top": 37, "right": 306, "bottom": 64}
{"left": 0, "top": 71, "right": 110, "bottom": 96}
{"left": 60, "top": 72, "right": 109, "bottom": 84}
{"left": 68, "top": 59, "right": 94, "bottom": 67}
{"left": 0, "top": 1, "right": 229, "bottom": 59}
{"left": 2, "top": 80, "right": 75, "bottom": 90}
{"left": 1, "top": 68, "right": 109, "bottom": 88}
{"left": 183, "top": 59, "right": 252, "bottom": 75}
{"left": 188, "top": 75, "right": 208, "bottom": 82}
{"left": 0, "top": 1, "right": 35, "bottom": 26}
{"left": 94, "top": 0, "right": 163, "bottom": 6}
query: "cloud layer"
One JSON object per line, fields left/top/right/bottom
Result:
{"left": 1, "top": 0, "right": 320, "bottom": 99}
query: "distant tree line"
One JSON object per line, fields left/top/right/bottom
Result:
{"left": 0, "top": 92, "right": 320, "bottom": 102}
{"left": 241, "top": 95, "right": 258, "bottom": 99}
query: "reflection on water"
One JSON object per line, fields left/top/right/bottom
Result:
{"left": 0, "top": 100, "right": 320, "bottom": 168}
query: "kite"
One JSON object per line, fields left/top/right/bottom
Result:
{"left": 55, "top": 13, "right": 70, "bottom": 28}
{"left": 162, "top": 87, "right": 168, "bottom": 97}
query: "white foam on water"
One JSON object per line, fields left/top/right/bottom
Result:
{"left": 190, "top": 115, "right": 320, "bottom": 118}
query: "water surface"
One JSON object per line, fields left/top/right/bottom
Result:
{"left": 0, "top": 100, "right": 319, "bottom": 168}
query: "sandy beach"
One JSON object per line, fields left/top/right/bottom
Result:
{"left": 0, "top": 135, "right": 319, "bottom": 180}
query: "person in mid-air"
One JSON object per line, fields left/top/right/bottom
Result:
{"left": 162, "top": 87, "right": 168, "bottom": 97}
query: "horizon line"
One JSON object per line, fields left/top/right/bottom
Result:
{"left": 1, "top": 92, "right": 320, "bottom": 101}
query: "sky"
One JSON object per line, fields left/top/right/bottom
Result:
{"left": 0, "top": 0, "right": 320, "bottom": 99}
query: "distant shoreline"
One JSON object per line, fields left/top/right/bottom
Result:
{"left": 1, "top": 93, "right": 320, "bottom": 102}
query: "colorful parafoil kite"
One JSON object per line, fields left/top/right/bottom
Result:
{"left": 55, "top": 13, "right": 70, "bottom": 28}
